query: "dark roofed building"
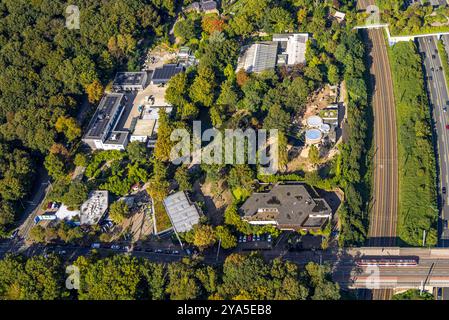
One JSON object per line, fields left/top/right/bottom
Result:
{"left": 201, "top": 0, "right": 218, "bottom": 13}
{"left": 82, "top": 93, "right": 130, "bottom": 150}
{"left": 113, "top": 72, "right": 149, "bottom": 91}
{"left": 240, "top": 183, "right": 332, "bottom": 231}
{"left": 150, "top": 64, "right": 184, "bottom": 85}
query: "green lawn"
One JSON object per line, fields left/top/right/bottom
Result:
{"left": 153, "top": 201, "right": 172, "bottom": 234}
{"left": 388, "top": 41, "right": 438, "bottom": 246}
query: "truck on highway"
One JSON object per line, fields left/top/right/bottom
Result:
{"left": 91, "top": 243, "right": 101, "bottom": 249}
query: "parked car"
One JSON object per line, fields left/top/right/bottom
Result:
{"left": 155, "top": 249, "right": 163, "bottom": 253}
{"left": 443, "top": 187, "right": 447, "bottom": 194}
{"left": 91, "top": 243, "right": 101, "bottom": 249}
{"left": 238, "top": 235, "right": 243, "bottom": 243}
{"left": 145, "top": 248, "right": 153, "bottom": 253}
{"left": 242, "top": 236, "right": 247, "bottom": 243}
{"left": 58, "top": 250, "right": 66, "bottom": 255}
{"left": 173, "top": 250, "right": 180, "bottom": 255}
{"left": 134, "top": 247, "right": 142, "bottom": 252}
{"left": 111, "top": 245, "right": 121, "bottom": 250}
{"left": 267, "top": 235, "right": 272, "bottom": 242}
{"left": 124, "top": 246, "right": 131, "bottom": 252}
{"left": 247, "top": 235, "right": 253, "bottom": 242}
{"left": 255, "top": 235, "right": 261, "bottom": 241}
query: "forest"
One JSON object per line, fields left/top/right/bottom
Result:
{"left": 0, "top": 0, "right": 175, "bottom": 236}
{"left": 0, "top": 252, "right": 341, "bottom": 300}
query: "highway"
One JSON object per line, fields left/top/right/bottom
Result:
{"left": 417, "top": 36, "right": 449, "bottom": 247}
{"left": 358, "top": 0, "right": 399, "bottom": 299}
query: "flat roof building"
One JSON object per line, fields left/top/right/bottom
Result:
{"left": 163, "top": 191, "right": 201, "bottom": 233}
{"left": 130, "top": 105, "right": 173, "bottom": 147}
{"left": 150, "top": 64, "right": 184, "bottom": 85}
{"left": 240, "top": 183, "right": 332, "bottom": 231}
{"left": 113, "top": 72, "right": 149, "bottom": 92}
{"left": 82, "top": 93, "right": 130, "bottom": 150}
{"left": 236, "top": 34, "right": 309, "bottom": 73}
{"left": 82, "top": 93, "right": 129, "bottom": 150}
{"left": 80, "top": 191, "right": 109, "bottom": 225}
{"left": 273, "top": 33, "right": 309, "bottom": 65}
{"left": 237, "top": 42, "right": 279, "bottom": 73}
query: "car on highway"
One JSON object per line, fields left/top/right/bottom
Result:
{"left": 9, "top": 229, "right": 19, "bottom": 239}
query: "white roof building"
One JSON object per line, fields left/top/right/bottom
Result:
{"left": 273, "top": 33, "right": 309, "bottom": 65}
{"left": 163, "top": 191, "right": 201, "bottom": 233}
{"left": 80, "top": 191, "right": 109, "bottom": 225}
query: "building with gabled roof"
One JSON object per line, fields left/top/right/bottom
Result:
{"left": 240, "top": 183, "right": 332, "bottom": 231}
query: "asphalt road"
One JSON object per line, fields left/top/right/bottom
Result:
{"left": 417, "top": 36, "right": 449, "bottom": 247}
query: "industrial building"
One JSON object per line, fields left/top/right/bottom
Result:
{"left": 240, "top": 183, "right": 332, "bottom": 232}
{"left": 112, "top": 72, "right": 149, "bottom": 92}
{"left": 163, "top": 191, "right": 201, "bottom": 233}
{"left": 130, "top": 105, "right": 173, "bottom": 147}
{"left": 236, "top": 33, "right": 309, "bottom": 73}
{"left": 273, "top": 33, "right": 309, "bottom": 66}
{"left": 82, "top": 93, "right": 130, "bottom": 150}
{"left": 150, "top": 64, "right": 184, "bottom": 85}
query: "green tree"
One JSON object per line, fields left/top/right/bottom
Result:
{"left": 109, "top": 201, "right": 131, "bottom": 224}
{"left": 154, "top": 109, "right": 173, "bottom": 162}
{"left": 193, "top": 224, "right": 217, "bottom": 250}
{"left": 189, "top": 66, "right": 216, "bottom": 107}
{"left": 215, "top": 226, "right": 237, "bottom": 249}
{"left": 126, "top": 141, "right": 147, "bottom": 163}
{"left": 175, "top": 166, "right": 192, "bottom": 191}
{"left": 62, "top": 182, "right": 88, "bottom": 210}
{"left": 44, "top": 153, "right": 68, "bottom": 180}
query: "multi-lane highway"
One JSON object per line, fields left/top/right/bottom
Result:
{"left": 417, "top": 36, "right": 449, "bottom": 247}
{"left": 358, "top": 0, "right": 399, "bottom": 300}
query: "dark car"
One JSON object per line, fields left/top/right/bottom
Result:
{"left": 443, "top": 187, "right": 447, "bottom": 194}
{"left": 145, "top": 248, "right": 153, "bottom": 253}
